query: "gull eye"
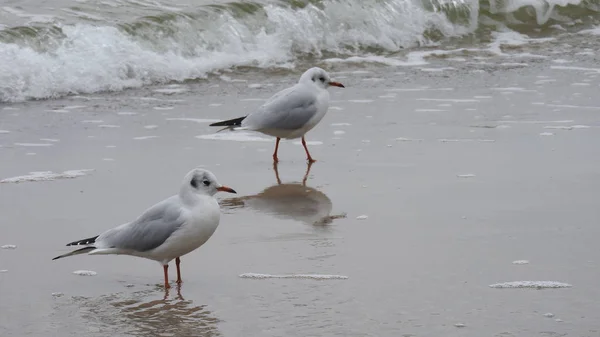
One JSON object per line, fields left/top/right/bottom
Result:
{"left": 202, "top": 180, "right": 211, "bottom": 186}
{"left": 312, "top": 77, "right": 316, "bottom": 82}
{"left": 319, "top": 76, "right": 325, "bottom": 82}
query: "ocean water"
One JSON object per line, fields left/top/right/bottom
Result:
{"left": 0, "top": 0, "right": 599, "bottom": 102}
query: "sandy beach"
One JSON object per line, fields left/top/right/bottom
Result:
{"left": 1, "top": 50, "right": 600, "bottom": 336}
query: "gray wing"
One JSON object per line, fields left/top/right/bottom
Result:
{"left": 242, "top": 85, "right": 318, "bottom": 131}
{"left": 98, "top": 196, "right": 186, "bottom": 252}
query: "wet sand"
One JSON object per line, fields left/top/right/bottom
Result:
{"left": 1, "top": 58, "right": 600, "bottom": 337}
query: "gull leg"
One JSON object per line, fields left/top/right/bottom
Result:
{"left": 302, "top": 161, "right": 314, "bottom": 186}
{"left": 273, "top": 137, "right": 281, "bottom": 163}
{"left": 273, "top": 161, "right": 282, "bottom": 185}
{"left": 163, "top": 264, "right": 171, "bottom": 289}
{"left": 175, "top": 257, "right": 182, "bottom": 284}
{"left": 302, "top": 137, "right": 316, "bottom": 163}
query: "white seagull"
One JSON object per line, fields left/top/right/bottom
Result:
{"left": 209, "top": 67, "right": 345, "bottom": 163}
{"left": 52, "top": 168, "right": 236, "bottom": 289}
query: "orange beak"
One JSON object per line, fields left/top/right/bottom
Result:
{"left": 217, "top": 186, "right": 237, "bottom": 194}
{"left": 328, "top": 81, "right": 345, "bottom": 88}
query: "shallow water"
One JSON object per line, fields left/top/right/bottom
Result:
{"left": 1, "top": 52, "right": 600, "bottom": 336}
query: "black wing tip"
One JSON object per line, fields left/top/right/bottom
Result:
{"left": 66, "top": 235, "right": 99, "bottom": 247}
{"left": 209, "top": 116, "right": 246, "bottom": 127}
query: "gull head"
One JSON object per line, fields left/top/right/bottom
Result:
{"left": 299, "top": 67, "right": 345, "bottom": 90}
{"left": 183, "top": 168, "right": 236, "bottom": 197}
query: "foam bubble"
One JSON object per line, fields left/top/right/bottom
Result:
{"left": 540, "top": 132, "right": 554, "bottom": 136}
{"left": 331, "top": 122, "right": 351, "bottom": 126}
{"left": 143, "top": 125, "right": 158, "bottom": 129}
{"left": 512, "top": 260, "right": 530, "bottom": 265}
{"left": 239, "top": 273, "right": 348, "bottom": 280}
{"left": 133, "top": 136, "right": 158, "bottom": 140}
{"left": 98, "top": 124, "right": 120, "bottom": 128}
{"left": 489, "top": 281, "right": 572, "bottom": 289}
{"left": 348, "top": 100, "right": 373, "bottom": 103}
{"left": 14, "top": 143, "right": 53, "bottom": 147}
{"left": 40, "top": 138, "right": 59, "bottom": 142}
{"left": 0, "top": 130, "right": 10, "bottom": 134}
{"left": 73, "top": 270, "right": 97, "bottom": 276}
{"left": 356, "top": 215, "right": 368, "bottom": 220}
{"left": 0, "top": 169, "right": 94, "bottom": 183}
{"left": 153, "top": 106, "right": 174, "bottom": 110}
{"left": 333, "top": 130, "right": 345, "bottom": 135}
{"left": 1, "top": 245, "right": 17, "bottom": 249}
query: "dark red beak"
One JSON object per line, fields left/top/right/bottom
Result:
{"left": 328, "top": 81, "right": 345, "bottom": 88}
{"left": 217, "top": 186, "right": 237, "bottom": 194}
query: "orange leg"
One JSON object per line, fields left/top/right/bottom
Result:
{"left": 163, "top": 264, "right": 171, "bottom": 289}
{"left": 273, "top": 137, "right": 280, "bottom": 163}
{"left": 175, "top": 257, "right": 182, "bottom": 284}
{"left": 302, "top": 137, "right": 316, "bottom": 163}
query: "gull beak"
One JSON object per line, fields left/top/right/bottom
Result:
{"left": 217, "top": 186, "right": 237, "bottom": 194}
{"left": 328, "top": 81, "right": 345, "bottom": 88}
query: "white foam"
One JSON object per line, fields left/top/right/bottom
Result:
{"left": 500, "top": 120, "right": 574, "bottom": 124}
{"left": 0, "top": 169, "right": 94, "bottom": 183}
{"left": 133, "top": 136, "right": 158, "bottom": 140}
{"left": 153, "top": 106, "right": 174, "bottom": 110}
{"left": 419, "top": 67, "right": 455, "bottom": 72}
{"left": 417, "top": 98, "right": 479, "bottom": 103}
{"left": 454, "top": 323, "right": 466, "bottom": 328}
{"left": 196, "top": 132, "right": 271, "bottom": 142}
{"left": 395, "top": 137, "right": 423, "bottom": 142}
{"left": 293, "top": 140, "right": 322, "bottom": 146}
{"left": 209, "top": 103, "right": 223, "bottom": 107}
{"left": 572, "top": 125, "right": 591, "bottom": 129}
{"left": 98, "top": 124, "right": 120, "bottom": 128}
{"left": 166, "top": 118, "right": 220, "bottom": 123}
{"left": 329, "top": 106, "right": 344, "bottom": 111}
{"left": 64, "top": 105, "right": 86, "bottom": 109}
{"left": 14, "top": 143, "right": 53, "bottom": 147}
{"left": 348, "top": 99, "right": 373, "bottom": 103}
{"left": 539, "top": 132, "right": 554, "bottom": 136}
{"left": 40, "top": 138, "right": 59, "bottom": 142}
{"left": 356, "top": 215, "right": 368, "bottom": 220}
{"left": 0, "top": 270, "right": 7, "bottom": 273}
{"left": 333, "top": 130, "right": 345, "bottom": 135}
{"left": 26, "top": 152, "right": 36, "bottom": 156}
{"left": 154, "top": 88, "right": 187, "bottom": 94}
{"left": 489, "top": 281, "right": 572, "bottom": 289}
{"left": 512, "top": 260, "right": 530, "bottom": 265}
{"left": 544, "top": 313, "right": 555, "bottom": 318}
{"left": 81, "top": 120, "right": 104, "bottom": 124}
{"left": 438, "top": 139, "right": 495, "bottom": 142}
{"left": 106, "top": 145, "right": 116, "bottom": 148}
{"left": 416, "top": 109, "right": 445, "bottom": 112}
{"left": 1, "top": 245, "right": 17, "bottom": 249}
{"left": 331, "top": 123, "right": 351, "bottom": 126}
{"left": 143, "top": 125, "right": 158, "bottom": 129}
{"left": 551, "top": 66, "right": 600, "bottom": 73}
{"left": 117, "top": 111, "right": 138, "bottom": 115}
{"left": 457, "top": 174, "right": 475, "bottom": 178}
{"left": 544, "top": 126, "right": 572, "bottom": 130}
{"left": 0, "top": 130, "right": 10, "bottom": 134}
{"left": 73, "top": 270, "right": 97, "bottom": 276}
{"left": 239, "top": 273, "right": 348, "bottom": 280}
{"left": 248, "top": 83, "right": 262, "bottom": 89}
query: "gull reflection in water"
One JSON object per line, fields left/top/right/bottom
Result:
{"left": 221, "top": 162, "right": 346, "bottom": 225}
{"left": 76, "top": 286, "right": 220, "bottom": 337}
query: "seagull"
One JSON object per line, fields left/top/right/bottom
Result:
{"left": 52, "top": 168, "right": 236, "bottom": 289}
{"left": 209, "top": 67, "right": 345, "bottom": 163}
